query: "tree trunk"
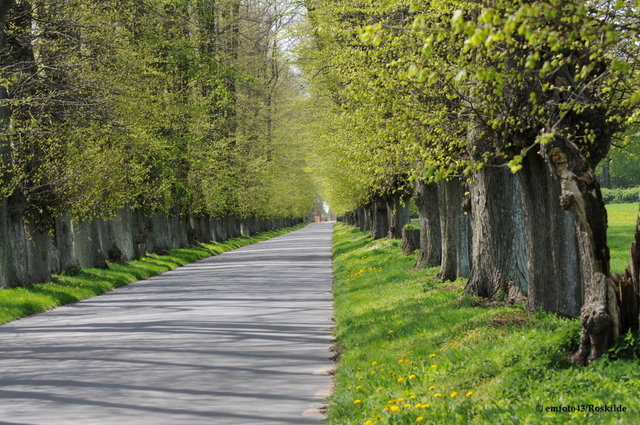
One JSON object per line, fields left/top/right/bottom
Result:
{"left": 363, "top": 204, "right": 372, "bottom": 232}
{"left": 371, "top": 197, "right": 388, "bottom": 240}
{"left": 413, "top": 179, "right": 441, "bottom": 267}
{"left": 438, "top": 179, "right": 469, "bottom": 281}
{"left": 517, "top": 142, "right": 614, "bottom": 365}
{"left": 465, "top": 166, "right": 528, "bottom": 302}
{"left": 601, "top": 159, "right": 611, "bottom": 189}
{"left": 357, "top": 207, "right": 366, "bottom": 231}
{"left": 518, "top": 149, "right": 583, "bottom": 317}
{"left": 609, "top": 209, "right": 640, "bottom": 335}
{"left": 402, "top": 228, "right": 420, "bottom": 255}
{"left": 386, "top": 193, "right": 410, "bottom": 239}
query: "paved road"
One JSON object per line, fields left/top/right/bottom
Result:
{"left": 0, "top": 222, "right": 334, "bottom": 425}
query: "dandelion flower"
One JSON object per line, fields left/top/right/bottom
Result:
{"left": 371, "top": 361, "right": 378, "bottom": 366}
{"left": 429, "top": 353, "right": 437, "bottom": 358}
{"left": 433, "top": 393, "right": 442, "bottom": 397}
{"left": 450, "top": 392, "right": 458, "bottom": 398}
{"left": 430, "top": 364, "right": 438, "bottom": 369}
{"left": 388, "top": 330, "right": 395, "bottom": 334}
{"left": 397, "top": 377, "right": 405, "bottom": 382}
{"left": 465, "top": 391, "right": 474, "bottom": 397}
{"left": 365, "top": 421, "right": 374, "bottom": 425}
{"left": 354, "top": 400, "right": 362, "bottom": 404}
{"left": 417, "top": 417, "right": 424, "bottom": 422}
{"left": 409, "top": 374, "right": 416, "bottom": 379}
{"left": 428, "top": 385, "right": 436, "bottom": 391}
{"left": 389, "top": 405, "right": 399, "bottom": 412}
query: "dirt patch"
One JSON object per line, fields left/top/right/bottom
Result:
{"left": 491, "top": 311, "right": 528, "bottom": 327}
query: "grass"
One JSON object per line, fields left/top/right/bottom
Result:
{"left": 0, "top": 224, "right": 305, "bottom": 325}
{"left": 607, "top": 202, "right": 639, "bottom": 274}
{"left": 329, "top": 222, "right": 640, "bottom": 425}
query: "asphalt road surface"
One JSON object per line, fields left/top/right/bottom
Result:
{"left": 0, "top": 222, "right": 335, "bottom": 425}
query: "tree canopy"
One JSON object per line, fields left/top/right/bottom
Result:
{"left": 0, "top": 0, "right": 317, "bottom": 223}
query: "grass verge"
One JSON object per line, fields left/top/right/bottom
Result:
{"left": 329, "top": 223, "right": 640, "bottom": 425}
{"left": 0, "top": 223, "right": 305, "bottom": 325}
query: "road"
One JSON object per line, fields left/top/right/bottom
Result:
{"left": 0, "top": 222, "right": 334, "bottom": 425}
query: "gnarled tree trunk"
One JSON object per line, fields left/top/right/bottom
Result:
{"left": 413, "top": 179, "right": 441, "bottom": 267}
{"left": 518, "top": 141, "right": 614, "bottom": 365}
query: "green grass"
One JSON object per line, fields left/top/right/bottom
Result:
{"left": 607, "top": 202, "right": 639, "bottom": 274}
{"left": 329, "top": 223, "right": 640, "bottom": 425}
{"left": 0, "top": 224, "right": 305, "bottom": 325}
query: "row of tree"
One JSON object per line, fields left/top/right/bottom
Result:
{"left": 0, "top": 0, "right": 317, "bottom": 288}
{"left": 302, "top": 0, "right": 640, "bottom": 363}
{"left": 0, "top": 0, "right": 316, "bottom": 224}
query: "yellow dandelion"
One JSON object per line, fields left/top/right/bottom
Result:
{"left": 409, "top": 374, "right": 416, "bottom": 379}
{"left": 428, "top": 385, "right": 436, "bottom": 391}
{"left": 370, "top": 371, "right": 376, "bottom": 375}
{"left": 409, "top": 395, "right": 417, "bottom": 399}
{"left": 354, "top": 400, "right": 362, "bottom": 404}
{"left": 430, "top": 364, "right": 438, "bottom": 369}
{"left": 397, "top": 398, "right": 405, "bottom": 402}
{"left": 388, "top": 330, "right": 394, "bottom": 334}
{"left": 428, "top": 353, "right": 437, "bottom": 358}
{"left": 465, "top": 391, "right": 474, "bottom": 397}
{"left": 356, "top": 385, "right": 363, "bottom": 390}
{"left": 376, "top": 387, "right": 384, "bottom": 391}
{"left": 433, "top": 393, "right": 443, "bottom": 397}
{"left": 389, "top": 405, "right": 399, "bottom": 412}
{"left": 371, "top": 361, "right": 378, "bottom": 366}
{"left": 416, "top": 417, "right": 424, "bottom": 422}
{"left": 397, "top": 377, "right": 405, "bottom": 382}
{"left": 365, "top": 421, "right": 374, "bottom": 425}
{"left": 450, "top": 392, "right": 458, "bottom": 398}
{"left": 404, "top": 404, "right": 411, "bottom": 408}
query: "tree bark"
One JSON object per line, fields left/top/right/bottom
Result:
{"left": 465, "top": 166, "right": 528, "bottom": 302}
{"left": 371, "top": 197, "right": 388, "bottom": 239}
{"left": 363, "top": 204, "right": 372, "bottom": 232}
{"left": 518, "top": 149, "right": 583, "bottom": 317}
{"left": 402, "top": 228, "right": 420, "bottom": 255}
{"left": 413, "top": 179, "right": 441, "bottom": 267}
{"left": 386, "top": 193, "right": 410, "bottom": 239}
{"left": 357, "top": 207, "right": 366, "bottom": 231}
{"left": 513, "top": 139, "right": 616, "bottom": 364}
{"left": 438, "top": 179, "right": 470, "bottom": 281}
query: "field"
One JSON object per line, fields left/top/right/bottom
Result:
{"left": 607, "top": 203, "right": 639, "bottom": 274}
{"left": 328, "top": 205, "right": 640, "bottom": 425}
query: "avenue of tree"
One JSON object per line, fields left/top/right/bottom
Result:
{"left": 2, "top": 0, "right": 640, "bottom": 365}
{"left": 302, "top": 0, "right": 640, "bottom": 363}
